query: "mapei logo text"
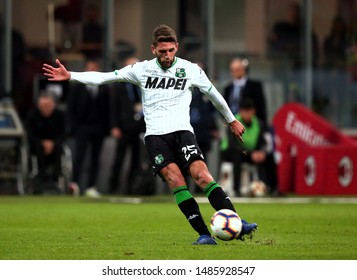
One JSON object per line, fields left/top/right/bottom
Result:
{"left": 144, "top": 77, "right": 187, "bottom": 90}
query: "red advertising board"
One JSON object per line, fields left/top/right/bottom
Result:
{"left": 295, "top": 146, "right": 357, "bottom": 194}
{"left": 273, "top": 103, "right": 357, "bottom": 194}
{"left": 324, "top": 147, "right": 357, "bottom": 194}
{"left": 294, "top": 147, "right": 326, "bottom": 195}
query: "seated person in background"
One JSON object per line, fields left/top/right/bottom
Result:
{"left": 220, "top": 98, "right": 271, "bottom": 196}
{"left": 25, "top": 91, "right": 65, "bottom": 192}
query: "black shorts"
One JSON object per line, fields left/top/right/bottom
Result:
{"left": 145, "top": 130, "right": 205, "bottom": 176}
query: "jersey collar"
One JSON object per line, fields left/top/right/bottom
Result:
{"left": 156, "top": 57, "right": 178, "bottom": 70}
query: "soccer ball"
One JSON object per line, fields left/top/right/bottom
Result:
{"left": 250, "top": 180, "right": 267, "bottom": 197}
{"left": 210, "top": 209, "right": 242, "bottom": 241}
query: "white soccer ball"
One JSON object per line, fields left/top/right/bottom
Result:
{"left": 210, "top": 209, "right": 242, "bottom": 241}
{"left": 250, "top": 180, "right": 267, "bottom": 197}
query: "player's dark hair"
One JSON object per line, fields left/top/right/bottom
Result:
{"left": 152, "top": 24, "right": 177, "bottom": 46}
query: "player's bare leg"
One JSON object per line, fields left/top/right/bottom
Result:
{"left": 160, "top": 163, "right": 186, "bottom": 191}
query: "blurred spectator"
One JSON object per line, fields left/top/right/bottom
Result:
{"left": 81, "top": 4, "right": 103, "bottom": 58}
{"left": 190, "top": 63, "right": 219, "bottom": 159}
{"left": 223, "top": 58, "right": 267, "bottom": 127}
{"left": 54, "top": 0, "right": 81, "bottom": 22}
{"left": 317, "top": 16, "right": 349, "bottom": 121}
{"left": 268, "top": 2, "right": 319, "bottom": 69}
{"left": 220, "top": 98, "right": 277, "bottom": 196}
{"left": 54, "top": 0, "right": 82, "bottom": 50}
{"left": 25, "top": 91, "right": 65, "bottom": 193}
{"left": 109, "top": 57, "right": 146, "bottom": 194}
{"left": 324, "top": 16, "right": 348, "bottom": 71}
{"left": 190, "top": 87, "right": 219, "bottom": 159}
{"left": 67, "top": 59, "right": 111, "bottom": 196}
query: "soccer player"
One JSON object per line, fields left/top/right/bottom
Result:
{"left": 42, "top": 24, "right": 258, "bottom": 245}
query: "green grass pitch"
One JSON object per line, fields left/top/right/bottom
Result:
{"left": 0, "top": 196, "right": 357, "bottom": 260}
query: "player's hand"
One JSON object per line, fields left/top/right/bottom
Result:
{"left": 42, "top": 59, "right": 71, "bottom": 81}
{"left": 228, "top": 119, "right": 245, "bottom": 143}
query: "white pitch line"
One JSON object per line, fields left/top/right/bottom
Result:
{"left": 196, "top": 196, "right": 357, "bottom": 204}
{"left": 105, "top": 196, "right": 357, "bottom": 204}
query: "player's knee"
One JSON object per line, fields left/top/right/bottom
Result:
{"left": 167, "top": 174, "right": 184, "bottom": 188}
{"left": 160, "top": 165, "right": 185, "bottom": 189}
{"left": 192, "top": 169, "right": 213, "bottom": 188}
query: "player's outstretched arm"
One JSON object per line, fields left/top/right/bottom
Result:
{"left": 201, "top": 82, "right": 245, "bottom": 143}
{"left": 228, "top": 119, "right": 245, "bottom": 143}
{"left": 44, "top": 59, "right": 121, "bottom": 85}
{"left": 42, "top": 59, "right": 71, "bottom": 81}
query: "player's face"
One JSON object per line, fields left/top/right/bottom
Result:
{"left": 151, "top": 42, "right": 178, "bottom": 69}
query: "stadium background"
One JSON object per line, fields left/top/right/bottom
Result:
{"left": 1, "top": 0, "right": 357, "bottom": 194}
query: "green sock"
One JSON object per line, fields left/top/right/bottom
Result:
{"left": 203, "top": 181, "right": 220, "bottom": 197}
{"left": 173, "top": 186, "right": 210, "bottom": 236}
{"left": 173, "top": 186, "right": 193, "bottom": 204}
{"left": 203, "top": 181, "right": 236, "bottom": 212}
